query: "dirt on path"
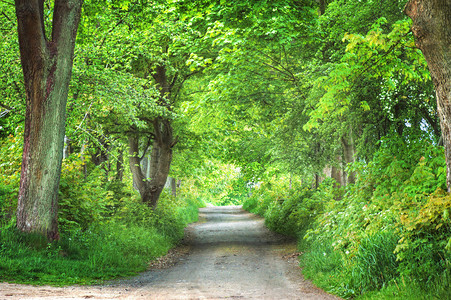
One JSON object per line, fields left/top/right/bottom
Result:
{"left": 0, "top": 205, "right": 341, "bottom": 300}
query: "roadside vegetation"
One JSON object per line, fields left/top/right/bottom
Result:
{"left": 0, "top": 138, "right": 204, "bottom": 285}
{"left": 243, "top": 134, "right": 450, "bottom": 299}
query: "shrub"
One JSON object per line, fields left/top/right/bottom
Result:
{"left": 58, "top": 155, "right": 114, "bottom": 230}
{"left": 0, "top": 191, "right": 203, "bottom": 285}
{"left": 395, "top": 189, "right": 451, "bottom": 286}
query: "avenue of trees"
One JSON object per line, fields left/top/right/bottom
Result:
{"left": 0, "top": 0, "right": 450, "bottom": 298}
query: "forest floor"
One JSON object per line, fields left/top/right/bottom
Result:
{"left": 0, "top": 206, "right": 341, "bottom": 299}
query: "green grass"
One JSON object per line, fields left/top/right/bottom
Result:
{"left": 0, "top": 224, "right": 171, "bottom": 285}
{"left": 356, "top": 276, "right": 451, "bottom": 300}
{"left": 299, "top": 236, "right": 451, "bottom": 300}
{"left": 0, "top": 196, "right": 202, "bottom": 286}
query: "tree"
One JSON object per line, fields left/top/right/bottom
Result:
{"left": 405, "top": 0, "right": 451, "bottom": 191}
{"left": 15, "top": 0, "right": 83, "bottom": 240}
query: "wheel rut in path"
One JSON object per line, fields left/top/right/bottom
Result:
{"left": 0, "top": 205, "right": 341, "bottom": 300}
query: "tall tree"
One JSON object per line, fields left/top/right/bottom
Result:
{"left": 405, "top": 0, "right": 451, "bottom": 191}
{"left": 15, "top": 0, "right": 83, "bottom": 240}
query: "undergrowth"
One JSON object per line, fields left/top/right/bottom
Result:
{"left": 243, "top": 134, "right": 451, "bottom": 299}
{"left": 0, "top": 192, "right": 202, "bottom": 285}
{"left": 0, "top": 136, "right": 204, "bottom": 285}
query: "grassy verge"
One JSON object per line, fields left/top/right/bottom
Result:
{"left": 299, "top": 235, "right": 450, "bottom": 299}
{"left": 0, "top": 195, "right": 203, "bottom": 286}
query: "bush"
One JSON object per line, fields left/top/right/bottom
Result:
{"left": 395, "top": 189, "right": 451, "bottom": 286}
{"left": 58, "top": 156, "right": 114, "bottom": 230}
{"left": 0, "top": 129, "right": 22, "bottom": 224}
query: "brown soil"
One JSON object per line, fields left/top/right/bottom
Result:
{"left": 0, "top": 206, "right": 341, "bottom": 300}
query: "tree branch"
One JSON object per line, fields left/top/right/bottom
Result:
{"left": 15, "top": 0, "right": 47, "bottom": 80}
{"left": 99, "top": 19, "right": 124, "bottom": 50}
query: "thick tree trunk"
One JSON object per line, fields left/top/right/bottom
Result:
{"left": 127, "top": 62, "right": 177, "bottom": 208}
{"left": 331, "top": 165, "right": 342, "bottom": 186}
{"left": 15, "top": 0, "right": 82, "bottom": 241}
{"left": 128, "top": 119, "right": 175, "bottom": 209}
{"left": 147, "top": 118, "right": 174, "bottom": 207}
{"left": 405, "top": 0, "right": 451, "bottom": 191}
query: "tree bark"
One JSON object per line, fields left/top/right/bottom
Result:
{"left": 116, "top": 150, "right": 124, "bottom": 182}
{"left": 127, "top": 60, "right": 178, "bottom": 208}
{"left": 128, "top": 119, "right": 174, "bottom": 209}
{"left": 15, "top": 0, "right": 83, "bottom": 241}
{"left": 317, "top": 0, "right": 328, "bottom": 15}
{"left": 405, "top": 0, "right": 451, "bottom": 191}
{"left": 128, "top": 135, "right": 154, "bottom": 207}
{"left": 169, "top": 177, "right": 177, "bottom": 197}
{"left": 331, "top": 164, "right": 342, "bottom": 186}
{"left": 146, "top": 118, "right": 174, "bottom": 207}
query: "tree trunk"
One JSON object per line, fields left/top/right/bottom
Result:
{"left": 331, "top": 165, "right": 342, "bottom": 186}
{"left": 169, "top": 177, "right": 177, "bottom": 197}
{"left": 146, "top": 118, "right": 174, "bottom": 207}
{"left": 127, "top": 61, "right": 177, "bottom": 207}
{"left": 116, "top": 150, "right": 124, "bottom": 182}
{"left": 15, "top": 0, "right": 83, "bottom": 241}
{"left": 318, "top": 0, "right": 327, "bottom": 15}
{"left": 128, "top": 135, "right": 153, "bottom": 206}
{"left": 405, "top": 0, "right": 451, "bottom": 191}
{"left": 312, "top": 173, "right": 320, "bottom": 189}
{"left": 63, "top": 136, "right": 71, "bottom": 159}
{"left": 128, "top": 119, "right": 175, "bottom": 209}
{"left": 141, "top": 156, "right": 149, "bottom": 179}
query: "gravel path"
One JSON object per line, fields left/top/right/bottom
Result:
{"left": 0, "top": 206, "right": 340, "bottom": 300}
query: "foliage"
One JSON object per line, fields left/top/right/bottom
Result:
{"left": 0, "top": 3, "right": 24, "bottom": 137}
{"left": 0, "top": 223, "right": 170, "bottom": 285}
{"left": 349, "top": 231, "right": 399, "bottom": 294}
{"left": 0, "top": 190, "right": 202, "bottom": 285}
{"left": 0, "top": 129, "right": 23, "bottom": 223}
{"left": 58, "top": 156, "right": 114, "bottom": 230}
{"left": 1, "top": 0, "right": 450, "bottom": 297}
{"left": 243, "top": 176, "right": 336, "bottom": 237}
{"left": 244, "top": 133, "right": 450, "bottom": 299}
{"left": 0, "top": 126, "right": 203, "bottom": 285}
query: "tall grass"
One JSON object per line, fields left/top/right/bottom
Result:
{"left": 349, "top": 231, "right": 399, "bottom": 294}
{"left": 0, "top": 195, "right": 202, "bottom": 285}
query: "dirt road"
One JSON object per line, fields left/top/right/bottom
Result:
{"left": 0, "top": 206, "right": 340, "bottom": 299}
